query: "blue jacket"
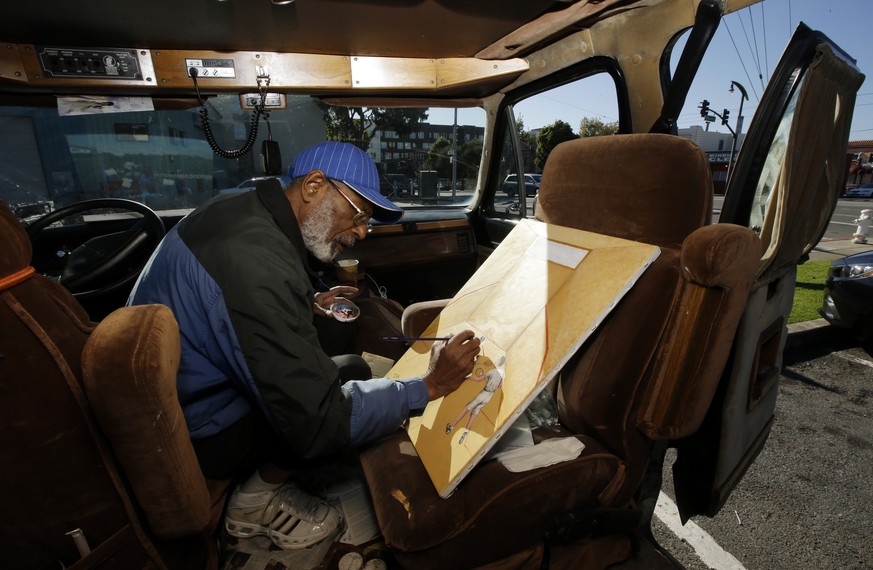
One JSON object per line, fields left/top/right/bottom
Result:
{"left": 128, "top": 180, "right": 427, "bottom": 459}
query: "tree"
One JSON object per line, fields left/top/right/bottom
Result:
{"left": 318, "top": 104, "right": 428, "bottom": 150}
{"left": 578, "top": 117, "right": 619, "bottom": 138}
{"left": 457, "top": 137, "right": 483, "bottom": 180}
{"left": 535, "top": 120, "right": 577, "bottom": 170}
{"left": 516, "top": 115, "right": 536, "bottom": 145}
{"left": 371, "top": 108, "right": 429, "bottom": 137}
{"left": 320, "top": 106, "right": 371, "bottom": 149}
{"left": 426, "top": 136, "right": 453, "bottom": 178}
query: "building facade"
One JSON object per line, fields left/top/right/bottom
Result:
{"left": 678, "top": 125, "right": 745, "bottom": 195}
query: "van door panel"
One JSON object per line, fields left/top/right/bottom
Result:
{"left": 673, "top": 23, "right": 864, "bottom": 520}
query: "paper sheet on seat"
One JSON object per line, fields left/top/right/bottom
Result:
{"left": 497, "top": 437, "right": 585, "bottom": 473}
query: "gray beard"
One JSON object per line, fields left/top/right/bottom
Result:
{"left": 300, "top": 198, "right": 338, "bottom": 262}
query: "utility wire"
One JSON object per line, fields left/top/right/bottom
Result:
{"left": 760, "top": 2, "right": 769, "bottom": 80}
{"left": 724, "top": 18, "right": 761, "bottom": 101}
{"left": 738, "top": 7, "right": 765, "bottom": 92}
{"left": 536, "top": 93, "right": 617, "bottom": 122}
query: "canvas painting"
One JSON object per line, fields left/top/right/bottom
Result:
{"left": 385, "top": 219, "right": 660, "bottom": 497}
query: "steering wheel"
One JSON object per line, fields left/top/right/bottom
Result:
{"left": 26, "top": 198, "right": 165, "bottom": 300}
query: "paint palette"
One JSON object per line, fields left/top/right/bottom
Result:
{"left": 330, "top": 300, "right": 361, "bottom": 322}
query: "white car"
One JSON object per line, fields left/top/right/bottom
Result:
{"left": 845, "top": 183, "right": 873, "bottom": 197}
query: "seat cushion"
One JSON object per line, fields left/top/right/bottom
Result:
{"left": 536, "top": 134, "right": 712, "bottom": 249}
{"left": 82, "top": 304, "right": 213, "bottom": 540}
{"left": 0, "top": 200, "right": 31, "bottom": 273}
{"left": 359, "top": 430, "right": 626, "bottom": 569}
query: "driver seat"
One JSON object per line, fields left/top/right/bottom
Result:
{"left": 0, "top": 199, "right": 230, "bottom": 568}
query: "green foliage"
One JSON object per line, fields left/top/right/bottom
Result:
{"left": 535, "top": 120, "right": 577, "bottom": 170}
{"left": 370, "top": 108, "right": 429, "bottom": 137}
{"left": 426, "top": 136, "right": 453, "bottom": 177}
{"left": 319, "top": 104, "right": 428, "bottom": 150}
{"left": 579, "top": 117, "right": 619, "bottom": 137}
{"left": 516, "top": 115, "right": 535, "bottom": 145}
{"left": 789, "top": 259, "right": 832, "bottom": 324}
{"left": 456, "top": 137, "right": 483, "bottom": 179}
{"left": 423, "top": 134, "right": 483, "bottom": 181}
{"left": 320, "top": 105, "right": 372, "bottom": 149}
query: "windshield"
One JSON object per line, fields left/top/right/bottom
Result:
{"left": 0, "top": 95, "right": 484, "bottom": 223}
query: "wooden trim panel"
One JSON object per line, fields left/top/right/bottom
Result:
{"left": 1, "top": 44, "right": 528, "bottom": 94}
{"left": 351, "top": 228, "right": 476, "bottom": 270}
{"left": 369, "top": 219, "right": 471, "bottom": 236}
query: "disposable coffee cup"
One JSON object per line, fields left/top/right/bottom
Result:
{"left": 336, "top": 258, "right": 359, "bottom": 284}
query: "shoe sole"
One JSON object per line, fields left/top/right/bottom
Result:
{"left": 269, "top": 521, "right": 342, "bottom": 550}
{"left": 226, "top": 519, "right": 268, "bottom": 539}
{"left": 226, "top": 517, "right": 341, "bottom": 550}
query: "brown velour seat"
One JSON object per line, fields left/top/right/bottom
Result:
{"left": 0, "top": 199, "right": 230, "bottom": 569}
{"left": 358, "top": 134, "right": 762, "bottom": 569}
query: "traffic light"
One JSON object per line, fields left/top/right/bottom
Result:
{"left": 721, "top": 108, "right": 730, "bottom": 126}
{"left": 699, "top": 99, "right": 710, "bottom": 117}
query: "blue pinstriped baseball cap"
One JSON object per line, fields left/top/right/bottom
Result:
{"left": 290, "top": 141, "right": 403, "bottom": 223}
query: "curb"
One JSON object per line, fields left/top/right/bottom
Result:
{"left": 785, "top": 318, "right": 832, "bottom": 350}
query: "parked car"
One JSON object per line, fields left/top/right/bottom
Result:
{"left": 502, "top": 173, "right": 541, "bottom": 197}
{"left": 845, "top": 183, "right": 873, "bottom": 197}
{"left": 819, "top": 250, "right": 873, "bottom": 345}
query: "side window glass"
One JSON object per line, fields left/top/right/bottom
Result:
{"left": 748, "top": 79, "right": 801, "bottom": 234}
{"left": 491, "top": 119, "right": 524, "bottom": 216}
{"left": 502, "top": 73, "right": 619, "bottom": 219}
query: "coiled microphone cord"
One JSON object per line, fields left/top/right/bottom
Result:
{"left": 190, "top": 67, "right": 268, "bottom": 159}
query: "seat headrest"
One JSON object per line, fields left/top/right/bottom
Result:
{"left": 535, "top": 134, "right": 713, "bottom": 248}
{"left": 0, "top": 200, "right": 32, "bottom": 275}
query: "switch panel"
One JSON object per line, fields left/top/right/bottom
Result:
{"left": 37, "top": 46, "right": 149, "bottom": 80}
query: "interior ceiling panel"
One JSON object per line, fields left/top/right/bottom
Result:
{"left": 0, "top": 0, "right": 563, "bottom": 59}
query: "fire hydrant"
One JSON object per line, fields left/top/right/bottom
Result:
{"left": 853, "top": 209, "right": 871, "bottom": 244}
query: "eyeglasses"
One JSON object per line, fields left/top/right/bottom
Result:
{"left": 327, "top": 179, "right": 371, "bottom": 227}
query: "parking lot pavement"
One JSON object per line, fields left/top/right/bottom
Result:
{"left": 658, "top": 324, "right": 873, "bottom": 570}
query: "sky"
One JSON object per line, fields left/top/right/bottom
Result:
{"left": 472, "top": 0, "right": 873, "bottom": 142}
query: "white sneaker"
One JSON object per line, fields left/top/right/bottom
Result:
{"left": 225, "top": 482, "right": 343, "bottom": 550}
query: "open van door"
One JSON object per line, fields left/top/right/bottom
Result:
{"left": 672, "top": 23, "right": 864, "bottom": 520}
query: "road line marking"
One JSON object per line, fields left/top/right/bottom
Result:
{"left": 655, "top": 492, "right": 747, "bottom": 570}
{"left": 833, "top": 352, "right": 873, "bottom": 369}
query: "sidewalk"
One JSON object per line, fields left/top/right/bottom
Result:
{"left": 808, "top": 237, "right": 871, "bottom": 261}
